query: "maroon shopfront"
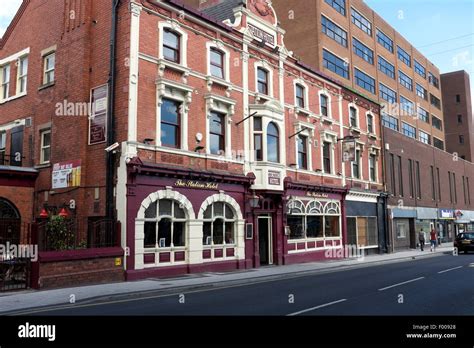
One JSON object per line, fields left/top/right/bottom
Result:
{"left": 124, "top": 159, "right": 254, "bottom": 280}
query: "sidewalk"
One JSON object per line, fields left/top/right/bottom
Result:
{"left": 0, "top": 245, "right": 453, "bottom": 314}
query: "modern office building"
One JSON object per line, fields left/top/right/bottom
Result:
{"left": 441, "top": 70, "right": 473, "bottom": 161}
{"left": 264, "top": 0, "right": 445, "bottom": 151}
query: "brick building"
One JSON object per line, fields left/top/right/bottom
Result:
{"left": 1, "top": 0, "right": 386, "bottom": 286}
{"left": 441, "top": 70, "right": 473, "bottom": 161}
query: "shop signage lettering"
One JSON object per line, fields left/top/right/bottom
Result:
{"left": 439, "top": 209, "right": 454, "bottom": 219}
{"left": 306, "top": 192, "right": 329, "bottom": 198}
{"left": 174, "top": 180, "right": 218, "bottom": 190}
{"left": 268, "top": 171, "right": 281, "bottom": 185}
{"left": 52, "top": 160, "right": 81, "bottom": 189}
{"left": 248, "top": 24, "right": 275, "bottom": 46}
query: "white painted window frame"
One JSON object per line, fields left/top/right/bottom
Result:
{"left": 40, "top": 129, "right": 51, "bottom": 164}
{"left": 16, "top": 55, "right": 28, "bottom": 95}
{"left": 206, "top": 41, "right": 230, "bottom": 82}
{"left": 254, "top": 60, "right": 274, "bottom": 98}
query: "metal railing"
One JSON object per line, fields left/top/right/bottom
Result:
{"left": 36, "top": 218, "right": 118, "bottom": 251}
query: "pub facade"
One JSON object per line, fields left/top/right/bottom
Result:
{"left": 118, "top": 0, "right": 385, "bottom": 279}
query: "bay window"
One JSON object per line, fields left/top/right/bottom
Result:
{"left": 267, "top": 122, "right": 280, "bottom": 163}
{"left": 254, "top": 117, "right": 263, "bottom": 161}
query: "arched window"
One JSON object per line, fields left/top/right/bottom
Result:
{"left": 143, "top": 199, "right": 186, "bottom": 248}
{"left": 163, "top": 29, "right": 181, "bottom": 63}
{"left": 267, "top": 122, "right": 280, "bottom": 163}
{"left": 203, "top": 202, "right": 235, "bottom": 245}
{"left": 0, "top": 199, "right": 20, "bottom": 219}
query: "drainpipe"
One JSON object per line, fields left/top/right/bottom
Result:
{"left": 106, "top": 0, "right": 120, "bottom": 221}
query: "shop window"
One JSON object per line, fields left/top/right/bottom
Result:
{"left": 144, "top": 199, "right": 187, "bottom": 248}
{"left": 202, "top": 202, "right": 235, "bottom": 245}
{"left": 287, "top": 200, "right": 341, "bottom": 240}
{"left": 347, "top": 217, "right": 378, "bottom": 247}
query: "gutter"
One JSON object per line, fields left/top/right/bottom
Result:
{"left": 106, "top": 0, "right": 120, "bottom": 219}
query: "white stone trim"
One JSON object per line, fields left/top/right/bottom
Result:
{"left": 366, "top": 110, "right": 376, "bottom": 135}
{"left": 128, "top": 2, "right": 142, "bottom": 144}
{"left": 293, "top": 122, "right": 314, "bottom": 171}
{"left": 0, "top": 47, "right": 30, "bottom": 66}
{"left": 293, "top": 78, "right": 310, "bottom": 113}
{"left": 204, "top": 94, "right": 235, "bottom": 158}
{"left": 156, "top": 78, "right": 193, "bottom": 150}
{"left": 135, "top": 188, "right": 196, "bottom": 270}
{"left": 198, "top": 193, "right": 245, "bottom": 260}
{"left": 318, "top": 89, "right": 332, "bottom": 119}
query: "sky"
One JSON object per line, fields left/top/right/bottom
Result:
{"left": 0, "top": 0, "right": 473, "bottom": 101}
{"left": 0, "top": 0, "right": 22, "bottom": 38}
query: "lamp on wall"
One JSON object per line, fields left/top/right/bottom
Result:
{"left": 248, "top": 193, "right": 261, "bottom": 208}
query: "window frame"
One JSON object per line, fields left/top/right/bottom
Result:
{"left": 1, "top": 64, "right": 10, "bottom": 100}
{"left": 297, "top": 134, "right": 308, "bottom": 170}
{"left": 397, "top": 46, "right": 411, "bottom": 67}
{"left": 321, "top": 15, "right": 348, "bottom": 47}
{"left": 351, "top": 8, "right": 372, "bottom": 36}
{"left": 369, "top": 154, "right": 377, "bottom": 182}
{"left": 354, "top": 68, "right": 375, "bottom": 94}
{"left": 324, "top": 0, "right": 346, "bottom": 16}
{"left": 376, "top": 28, "right": 393, "bottom": 53}
{"left": 267, "top": 122, "right": 280, "bottom": 163}
{"left": 414, "top": 60, "right": 426, "bottom": 78}
{"left": 17, "top": 56, "right": 28, "bottom": 94}
{"left": 160, "top": 98, "right": 182, "bottom": 149}
{"left": 295, "top": 83, "right": 306, "bottom": 108}
{"left": 43, "top": 52, "right": 55, "bottom": 85}
{"left": 209, "top": 48, "right": 225, "bottom": 79}
{"left": 323, "top": 49, "right": 350, "bottom": 79}
{"left": 257, "top": 67, "right": 269, "bottom": 95}
{"left": 352, "top": 37, "right": 374, "bottom": 64}
{"left": 40, "top": 129, "right": 51, "bottom": 164}
{"left": 377, "top": 56, "right": 395, "bottom": 79}
{"left": 209, "top": 111, "right": 226, "bottom": 155}
{"left": 401, "top": 122, "right": 416, "bottom": 139}
{"left": 398, "top": 70, "right": 413, "bottom": 91}
{"left": 163, "top": 28, "right": 181, "bottom": 64}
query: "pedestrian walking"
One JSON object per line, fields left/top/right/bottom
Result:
{"left": 418, "top": 229, "right": 425, "bottom": 251}
{"left": 430, "top": 228, "right": 437, "bottom": 252}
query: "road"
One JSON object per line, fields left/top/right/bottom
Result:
{"left": 10, "top": 253, "right": 474, "bottom": 316}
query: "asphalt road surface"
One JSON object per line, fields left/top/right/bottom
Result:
{"left": 11, "top": 253, "right": 474, "bottom": 316}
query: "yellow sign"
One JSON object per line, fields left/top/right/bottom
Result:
{"left": 174, "top": 179, "right": 219, "bottom": 190}
{"left": 115, "top": 258, "right": 122, "bottom": 266}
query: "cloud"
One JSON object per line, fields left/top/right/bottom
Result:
{"left": 0, "top": 0, "right": 23, "bottom": 38}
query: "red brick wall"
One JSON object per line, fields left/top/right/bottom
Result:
{"left": 38, "top": 256, "right": 124, "bottom": 289}
{"left": 0, "top": 0, "right": 113, "bottom": 223}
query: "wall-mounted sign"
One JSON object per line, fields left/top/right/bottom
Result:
{"left": 306, "top": 192, "right": 329, "bottom": 198}
{"left": 248, "top": 24, "right": 275, "bottom": 46}
{"left": 89, "top": 84, "right": 108, "bottom": 145}
{"left": 268, "top": 171, "right": 281, "bottom": 185}
{"left": 245, "top": 223, "right": 253, "bottom": 240}
{"left": 439, "top": 209, "right": 454, "bottom": 219}
{"left": 174, "top": 179, "right": 219, "bottom": 190}
{"left": 342, "top": 140, "right": 356, "bottom": 162}
{"left": 52, "top": 160, "right": 81, "bottom": 189}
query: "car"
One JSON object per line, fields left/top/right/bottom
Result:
{"left": 454, "top": 232, "right": 474, "bottom": 254}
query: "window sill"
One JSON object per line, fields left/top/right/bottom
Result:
{"left": 350, "top": 126, "right": 362, "bottom": 134}
{"left": 158, "top": 59, "right": 190, "bottom": 76}
{"left": 206, "top": 75, "right": 232, "bottom": 90}
{"left": 38, "top": 82, "right": 55, "bottom": 91}
{"left": 321, "top": 116, "right": 334, "bottom": 124}
{"left": 34, "top": 163, "right": 51, "bottom": 169}
{"left": 0, "top": 92, "right": 27, "bottom": 104}
{"left": 368, "top": 133, "right": 377, "bottom": 140}
{"left": 294, "top": 106, "right": 313, "bottom": 117}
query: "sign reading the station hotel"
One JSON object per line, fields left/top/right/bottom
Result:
{"left": 247, "top": 24, "right": 275, "bottom": 46}
{"left": 174, "top": 179, "right": 219, "bottom": 190}
{"left": 307, "top": 192, "right": 329, "bottom": 198}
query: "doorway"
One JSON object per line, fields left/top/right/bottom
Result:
{"left": 258, "top": 216, "right": 273, "bottom": 265}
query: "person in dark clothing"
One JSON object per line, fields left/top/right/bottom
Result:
{"left": 418, "top": 229, "right": 425, "bottom": 251}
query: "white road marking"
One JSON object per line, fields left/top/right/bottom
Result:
{"left": 287, "top": 299, "right": 347, "bottom": 316}
{"left": 378, "top": 277, "right": 425, "bottom": 291}
{"left": 438, "top": 266, "right": 463, "bottom": 274}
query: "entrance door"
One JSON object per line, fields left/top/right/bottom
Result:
{"left": 258, "top": 216, "right": 273, "bottom": 265}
